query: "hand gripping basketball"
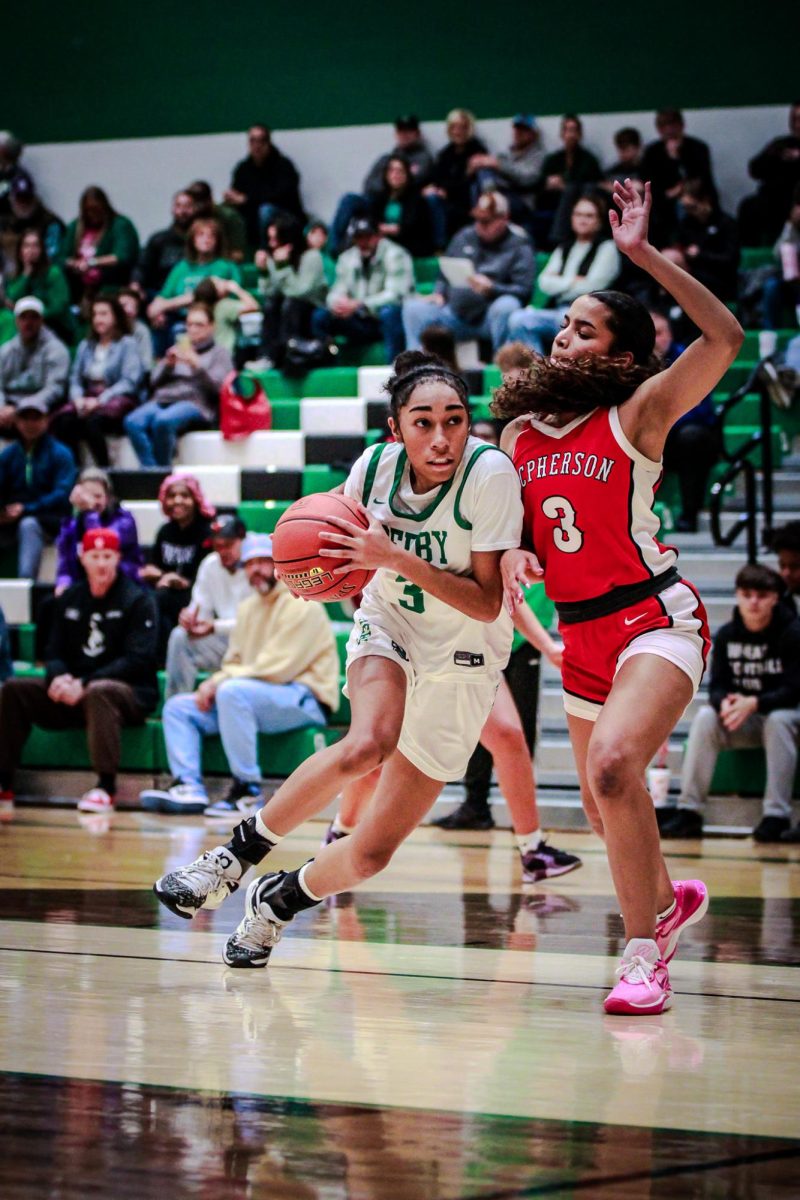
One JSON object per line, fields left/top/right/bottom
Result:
{"left": 272, "top": 493, "right": 380, "bottom": 603}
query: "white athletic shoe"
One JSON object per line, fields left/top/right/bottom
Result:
{"left": 153, "top": 847, "right": 242, "bottom": 918}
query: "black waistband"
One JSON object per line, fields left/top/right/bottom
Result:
{"left": 556, "top": 567, "right": 681, "bottom": 625}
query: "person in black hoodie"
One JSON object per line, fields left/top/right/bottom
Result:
{"left": 662, "top": 564, "right": 800, "bottom": 843}
{"left": 224, "top": 124, "right": 304, "bottom": 249}
{"left": 141, "top": 473, "right": 215, "bottom": 662}
{"left": 0, "top": 527, "right": 158, "bottom": 814}
{"left": 368, "top": 154, "right": 434, "bottom": 257}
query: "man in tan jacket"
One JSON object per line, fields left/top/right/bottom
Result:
{"left": 140, "top": 533, "right": 339, "bottom": 816}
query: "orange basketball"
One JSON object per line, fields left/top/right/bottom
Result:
{"left": 272, "top": 493, "right": 376, "bottom": 602}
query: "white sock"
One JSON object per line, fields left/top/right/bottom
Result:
{"left": 516, "top": 830, "right": 542, "bottom": 855}
{"left": 657, "top": 898, "right": 676, "bottom": 922}
{"left": 298, "top": 861, "right": 323, "bottom": 902}
{"left": 255, "top": 811, "right": 283, "bottom": 845}
{"left": 331, "top": 813, "right": 355, "bottom": 835}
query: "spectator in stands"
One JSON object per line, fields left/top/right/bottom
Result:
{"left": 763, "top": 188, "right": 800, "bottom": 329}
{"left": 772, "top": 522, "right": 800, "bottom": 618}
{"left": 147, "top": 218, "right": 241, "bottom": 345}
{"left": 466, "top": 114, "right": 545, "bottom": 226}
{"left": 135, "top": 190, "right": 196, "bottom": 296}
{"left": 504, "top": 192, "right": 619, "bottom": 353}
{"left": 224, "top": 125, "right": 305, "bottom": 249}
{"left": 739, "top": 103, "right": 800, "bottom": 246}
{"left": 329, "top": 115, "right": 433, "bottom": 256}
{"left": 191, "top": 276, "right": 260, "bottom": 358}
{"left": 55, "top": 468, "right": 142, "bottom": 594}
{"left": 118, "top": 287, "right": 154, "bottom": 374}
{"left": 1, "top": 171, "right": 65, "bottom": 267}
{"left": 662, "top": 564, "right": 800, "bottom": 843}
{"left": 602, "top": 127, "right": 643, "bottom": 189}
{"left": 255, "top": 215, "right": 327, "bottom": 367}
{"left": 185, "top": 181, "right": 247, "bottom": 264}
{"left": 4, "top": 230, "right": 72, "bottom": 343}
{"left": 665, "top": 180, "right": 739, "bottom": 302}
{"left": 640, "top": 108, "right": 717, "bottom": 245}
{"left": 0, "top": 527, "right": 158, "bottom": 814}
{"left": 52, "top": 296, "right": 143, "bottom": 467}
{"left": 60, "top": 186, "right": 140, "bottom": 305}
{"left": 368, "top": 155, "right": 434, "bottom": 257}
{"left": 423, "top": 109, "right": 488, "bottom": 249}
{"left": 164, "top": 515, "right": 249, "bottom": 698}
{"left": 139, "top": 532, "right": 338, "bottom": 816}
{"left": 141, "top": 473, "right": 215, "bottom": 660}
{"left": 0, "top": 298, "right": 69, "bottom": 434}
{"left": 0, "top": 131, "right": 26, "bottom": 222}
{"left": 305, "top": 220, "right": 329, "bottom": 252}
{"left": 652, "top": 310, "right": 719, "bottom": 532}
{"left": 404, "top": 191, "right": 535, "bottom": 356}
{"left": 312, "top": 216, "right": 412, "bottom": 363}
{"left": 494, "top": 340, "right": 534, "bottom": 377}
{"left": 125, "top": 302, "right": 232, "bottom": 467}
{"left": 0, "top": 397, "right": 76, "bottom": 579}
{"left": 535, "top": 114, "right": 602, "bottom": 245}
{"left": 0, "top": 605, "right": 11, "bottom": 682}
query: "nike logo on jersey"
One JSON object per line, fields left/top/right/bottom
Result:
{"left": 623, "top": 613, "right": 647, "bottom": 626}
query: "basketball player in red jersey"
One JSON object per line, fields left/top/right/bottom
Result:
{"left": 497, "top": 179, "right": 744, "bottom": 1015}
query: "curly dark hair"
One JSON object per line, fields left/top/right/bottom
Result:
{"left": 491, "top": 290, "right": 661, "bottom": 420}
{"left": 384, "top": 350, "right": 469, "bottom": 419}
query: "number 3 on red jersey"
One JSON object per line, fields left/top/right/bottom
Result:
{"left": 542, "top": 495, "right": 584, "bottom": 554}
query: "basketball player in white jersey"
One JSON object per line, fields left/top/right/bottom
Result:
{"left": 154, "top": 351, "right": 527, "bottom": 967}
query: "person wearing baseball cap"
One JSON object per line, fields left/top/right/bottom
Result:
{"left": 141, "top": 528, "right": 338, "bottom": 818}
{"left": 464, "top": 115, "right": 544, "bottom": 225}
{"left": 0, "top": 366, "right": 75, "bottom": 579}
{"left": 0, "top": 522, "right": 158, "bottom": 815}
{"left": 164, "top": 515, "right": 250, "bottom": 700}
{"left": 311, "top": 210, "right": 413, "bottom": 362}
{"left": 0, "top": 294, "right": 70, "bottom": 436}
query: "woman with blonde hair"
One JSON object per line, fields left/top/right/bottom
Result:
{"left": 423, "top": 108, "right": 487, "bottom": 247}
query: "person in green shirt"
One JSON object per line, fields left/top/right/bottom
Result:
{"left": 147, "top": 218, "right": 241, "bottom": 353}
{"left": 5, "top": 229, "right": 73, "bottom": 343}
{"left": 59, "top": 186, "right": 140, "bottom": 305}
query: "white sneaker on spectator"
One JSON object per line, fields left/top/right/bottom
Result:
{"left": 139, "top": 781, "right": 208, "bottom": 815}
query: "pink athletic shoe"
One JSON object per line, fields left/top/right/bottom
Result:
{"left": 655, "top": 880, "right": 709, "bottom": 964}
{"left": 604, "top": 939, "right": 672, "bottom": 1015}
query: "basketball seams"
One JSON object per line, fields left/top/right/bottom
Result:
{"left": 272, "top": 492, "right": 373, "bottom": 602}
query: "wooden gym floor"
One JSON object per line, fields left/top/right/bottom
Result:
{"left": 1, "top": 806, "right": 799, "bottom": 1198}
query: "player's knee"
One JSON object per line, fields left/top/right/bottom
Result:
{"left": 348, "top": 837, "right": 395, "bottom": 880}
{"left": 339, "top": 728, "right": 398, "bottom": 776}
{"left": 587, "top": 739, "right": 632, "bottom": 801}
{"left": 488, "top": 720, "right": 527, "bottom": 759}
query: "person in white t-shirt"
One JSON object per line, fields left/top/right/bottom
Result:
{"left": 164, "top": 516, "right": 250, "bottom": 697}
{"left": 153, "top": 351, "right": 526, "bottom": 969}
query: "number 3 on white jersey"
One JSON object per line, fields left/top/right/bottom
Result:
{"left": 542, "top": 495, "right": 584, "bottom": 553}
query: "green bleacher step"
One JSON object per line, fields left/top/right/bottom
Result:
{"left": 21, "top": 723, "right": 156, "bottom": 771}
{"left": 237, "top": 500, "right": 292, "bottom": 533}
{"left": 712, "top": 747, "right": 800, "bottom": 798}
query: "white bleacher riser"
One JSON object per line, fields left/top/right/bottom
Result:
{"left": 300, "top": 398, "right": 367, "bottom": 435}
{"left": 126, "top": 502, "right": 163, "bottom": 545}
{"left": 0, "top": 580, "right": 32, "bottom": 624}
{"left": 455, "top": 341, "right": 481, "bottom": 368}
{"left": 176, "top": 431, "right": 304, "bottom": 469}
{"left": 106, "top": 437, "right": 141, "bottom": 470}
{"left": 170, "top": 465, "right": 241, "bottom": 505}
{"left": 357, "top": 366, "right": 393, "bottom": 399}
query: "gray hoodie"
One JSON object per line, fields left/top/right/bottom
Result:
{"left": 0, "top": 326, "right": 70, "bottom": 411}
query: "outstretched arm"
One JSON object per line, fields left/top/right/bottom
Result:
{"left": 610, "top": 180, "right": 743, "bottom": 459}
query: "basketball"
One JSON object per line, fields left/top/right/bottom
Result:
{"left": 272, "top": 492, "right": 376, "bottom": 602}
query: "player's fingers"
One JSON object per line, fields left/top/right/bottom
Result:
{"left": 322, "top": 515, "right": 363, "bottom": 534}
{"left": 319, "top": 530, "right": 356, "bottom": 545}
{"left": 318, "top": 546, "right": 353, "bottom": 559}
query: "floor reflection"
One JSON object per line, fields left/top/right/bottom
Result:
{"left": 2, "top": 886, "right": 798, "bottom": 967}
{"left": 2, "top": 1070, "right": 797, "bottom": 1200}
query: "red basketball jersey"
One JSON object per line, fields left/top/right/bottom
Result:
{"left": 513, "top": 407, "right": 677, "bottom": 604}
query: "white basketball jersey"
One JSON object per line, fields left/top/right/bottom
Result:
{"left": 343, "top": 437, "right": 523, "bottom": 679}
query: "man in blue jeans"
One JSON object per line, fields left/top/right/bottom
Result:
{"left": 140, "top": 533, "right": 339, "bottom": 817}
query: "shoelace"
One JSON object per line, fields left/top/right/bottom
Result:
{"left": 179, "top": 852, "right": 230, "bottom": 895}
{"left": 616, "top": 954, "right": 658, "bottom": 992}
{"left": 234, "top": 911, "right": 282, "bottom": 954}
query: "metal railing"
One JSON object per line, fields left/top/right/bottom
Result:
{"left": 709, "top": 362, "right": 775, "bottom": 563}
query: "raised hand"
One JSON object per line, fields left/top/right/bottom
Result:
{"left": 608, "top": 179, "right": 652, "bottom": 260}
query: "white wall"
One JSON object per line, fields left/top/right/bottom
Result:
{"left": 23, "top": 104, "right": 788, "bottom": 243}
